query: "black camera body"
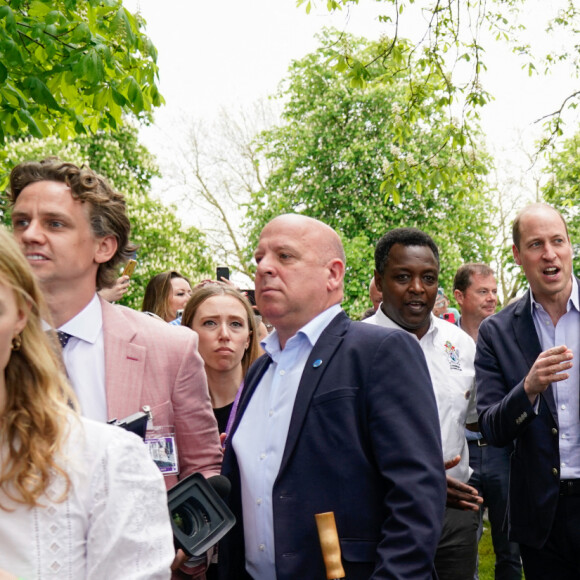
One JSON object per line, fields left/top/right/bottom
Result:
{"left": 168, "top": 473, "right": 236, "bottom": 557}
{"left": 107, "top": 411, "right": 148, "bottom": 439}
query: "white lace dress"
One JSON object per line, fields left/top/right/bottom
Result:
{"left": 0, "top": 416, "right": 174, "bottom": 579}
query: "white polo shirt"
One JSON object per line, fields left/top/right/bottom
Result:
{"left": 365, "top": 308, "right": 477, "bottom": 482}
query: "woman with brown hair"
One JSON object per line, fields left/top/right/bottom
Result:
{"left": 142, "top": 270, "right": 192, "bottom": 323}
{"left": 0, "top": 227, "right": 174, "bottom": 579}
{"left": 182, "top": 282, "right": 261, "bottom": 439}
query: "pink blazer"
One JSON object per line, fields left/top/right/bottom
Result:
{"left": 101, "top": 298, "right": 222, "bottom": 489}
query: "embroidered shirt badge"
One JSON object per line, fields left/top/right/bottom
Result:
{"left": 444, "top": 340, "right": 462, "bottom": 371}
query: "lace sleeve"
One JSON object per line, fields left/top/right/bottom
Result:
{"left": 85, "top": 426, "right": 174, "bottom": 580}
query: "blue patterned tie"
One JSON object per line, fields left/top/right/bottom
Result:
{"left": 57, "top": 331, "right": 72, "bottom": 349}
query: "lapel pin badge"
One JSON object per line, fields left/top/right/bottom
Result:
{"left": 313, "top": 359, "right": 323, "bottom": 368}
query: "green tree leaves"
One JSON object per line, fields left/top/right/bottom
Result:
{"left": 247, "top": 29, "right": 494, "bottom": 316}
{"left": 0, "top": 0, "right": 163, "bottom": 144}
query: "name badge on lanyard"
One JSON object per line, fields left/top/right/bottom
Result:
{"left": 145, "top": 424, "right": 179, "bottom": 476}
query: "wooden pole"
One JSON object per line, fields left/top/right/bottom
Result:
{"left": 315, "top": 512, "right": 345, "bottom": 580}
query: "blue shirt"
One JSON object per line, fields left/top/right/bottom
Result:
{"left": 232, "top": 304, "right": 342, "bottom": 579}
{"left": 531, "top": 277, "right": 580, "bottom": 479}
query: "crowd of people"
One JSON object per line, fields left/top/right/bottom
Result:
{"left": 0, "top": 156, "right": 577, "bottom": 580}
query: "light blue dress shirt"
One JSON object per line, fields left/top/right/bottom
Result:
{"left": 531, "top": 277, "right": 580, "bottom": 479}
{"left": 232, "top": 304, "right": 342, "bottom": 579}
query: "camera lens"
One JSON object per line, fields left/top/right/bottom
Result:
{"left": 172, "top": 505, "right": 196, "bottom": 535}
{"left": 172, "top": 499, "right": 210, "bottom": 538}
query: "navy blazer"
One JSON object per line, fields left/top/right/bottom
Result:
{"left": 475, "top": 289, "right": 566, "bottom": 548}
{"left": 219, "top": 311, "right": 446, "bottom": 580}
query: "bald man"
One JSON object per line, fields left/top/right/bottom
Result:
{"left": 219, "top": 214, "right": 446, "bottom": 579}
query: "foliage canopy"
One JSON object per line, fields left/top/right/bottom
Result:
{"left": 247, "top": 30, "right": 495, "bottom": 316}
{"left": 301, "top": 0, "right": 580, "bottom": 154}
{"left": 0, "top": 0, "right": 162, "bottom": 146}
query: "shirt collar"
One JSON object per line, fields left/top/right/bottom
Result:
{"left": 374, "top": 306, "right": 436, "bottom": 342}
{"left": 261, "top": 304, "right": 342, "bottom": 357}
{"left": 529, "top": 276, "right": 579, "bottom": 315}
{"left": 57, "top": 294, "right": 103, "bottom": 344}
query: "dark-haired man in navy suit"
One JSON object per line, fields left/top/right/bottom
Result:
{"left": 219, "top": 214, "right": 446, "bottom": 580}
{"left": 476, "top": 203, "right": 580, "bottom": 579}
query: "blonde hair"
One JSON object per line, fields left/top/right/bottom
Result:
{"left": 181, "top": 282, "right": 260, "bottom": 376}
{"left": 0, "top": 227, "right": 77, "bottom": 508}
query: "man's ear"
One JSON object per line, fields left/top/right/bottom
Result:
{"left": 327, "top": 258, "right": 345, "bottom": 292}
{"left": 95, "top": 235, "right": 118, "bottom": 265}
{"left": 512, "top": 244, "right": 521, "bottom": 266}
{"left": 454, "top": 289, "right": 464, "bottom": 307}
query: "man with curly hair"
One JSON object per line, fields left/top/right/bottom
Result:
{"left": 8, "top": 158, "right": 222, "bottom": 577}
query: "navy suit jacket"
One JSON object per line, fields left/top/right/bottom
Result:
{"left": 219, "top": 311, "right": 446, "bottom": 580}
{"left": 475, "top": 289, "right": 567, "bottom": 548}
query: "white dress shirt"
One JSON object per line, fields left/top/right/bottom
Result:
{"left": 58, "top": 294, "right": 107, "bottom": 422}
{"left": 365, "top": 309, "right": 477, "bottom": 482}
{"left": 232, "top": 304, "right": 341, "bottom": 579}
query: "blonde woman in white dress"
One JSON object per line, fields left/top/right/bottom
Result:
{"left": 0, "top": 227, "right": 174, "bottom": 579}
